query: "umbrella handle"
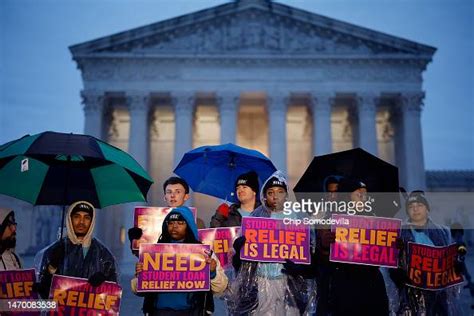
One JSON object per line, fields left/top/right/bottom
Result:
{"left": 60, "top": 205, "right": 66, "bottom": 239}
{"left": 59, "top": 154, "right": 71, "bottom": 240}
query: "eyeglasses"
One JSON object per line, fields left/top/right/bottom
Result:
{"left": 7, "top": 221, "right": 17, "bottom": 227}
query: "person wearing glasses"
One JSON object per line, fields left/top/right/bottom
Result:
{"left": 0, "top": 207, "right": 21, "bottom": 270}
{"left": 132, "top": 206, "right": 228, "bottom": 315}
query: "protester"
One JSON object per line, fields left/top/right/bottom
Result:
{"left": 310, "top": 176, "right": 340, "bottom": 315}
{"left": 322, "top": 177, "right": 390, "bottom": 316}
{"left": 162, "top": 176, "right": 191, "bottom": 208}
{"left": 131, "top": 206, "right": 228, "bottom": 315}
{"left": 210, "top": 171, "right": 261, "bottom": 227}
{"left": 450, "top": 222, "right": 471, "bottom": 284}
{"left": 0, "top": 208, "right": 21, "bottom": 270}
{"left": 228, "top": 171, "right": 307, "bottom": 316}
{"left": 450, "top": 222, "right": 474, "bottom": 308}
{"left": 128, "top": 176, "right": 201, "bottom": 251}
{"left": 390, "top": 191, "right": 462, "bottom": 315}
{"left": 324, "top": 176, "right": 339, "bottom": 202}
{"left": 36, "top": 201, "right": 118, "bottom": 298}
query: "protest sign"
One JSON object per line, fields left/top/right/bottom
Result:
{"left": 0, "top": 269, "right": 37, "bottom": 300}
{"left": 406, "top": 242, "right": 464, "bottom": 290}
{"left": 199, "top": 227, "right": 241, "bottom": 269}
{"left": 138, "top": 243, "right": 210, "bottom": 292}
{"left": 132, "top": 206, "right": 197, "bottom": 250}
{"left": 49, "top": 275, "right": 122, "bottom": 315}
{"left": 330, "top": 214, "right": 401, "bottom": 267}
{"left": 240, "top": 217, "right": 310, "bottom": 264}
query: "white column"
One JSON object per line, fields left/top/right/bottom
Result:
{"left": 122, "top": 92, "right": 150, "bottom": 264}
{"left": 218, "top": 92, "right": 239, "bottom": 144}
{"left": 127, "top": 92, "right": 150, "bottom": 169}
{"left": 356, "top": 93, "right": 378, "bottom": 155}
{"left": 173, "top": 92, "right": 195, "bottom": 167}
{"left": 268, "top": 93, "right": 288, "bottom": 172}
{"left": 81, "top": 90, "right": 104, "bottom": 140}
{"left": 312, "top": 93, "right": 333, "bottom": 156}
{"left": 393, "top": 106, "right": 407, "bottom": 188}
{"left": 400, "top": 92, "right": 426, "bottom": 191}
{"left": 82, "top": 90, "right": 107, "bottom": 246}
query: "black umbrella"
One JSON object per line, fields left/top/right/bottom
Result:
{"left": 294, "top": 148, "right": 400, "bottom": 217}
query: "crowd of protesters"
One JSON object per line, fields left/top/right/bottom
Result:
{"left": 2, "top": 169, "right": 472, "bottom": 316}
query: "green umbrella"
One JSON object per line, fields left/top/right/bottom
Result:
{"left": 0, "top": 131, "right": 154, "bottom": 208}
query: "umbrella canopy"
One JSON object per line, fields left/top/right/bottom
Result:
{"left": 294, "top": 148, "right": 400, "bottom": 216}
{"left": 0, "top": 131, "right": 153, "bottom": 208}
{"left": 174, "top": 143, "right": 276, "bottom": 202}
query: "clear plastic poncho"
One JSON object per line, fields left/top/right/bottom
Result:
{"left": 224, "top": 171, "right": 312, "bottom": 316}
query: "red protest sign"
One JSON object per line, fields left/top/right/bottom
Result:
{"left": 330, "top": 214, "right": 401, "bottom": 267}
{"left": 0, "top": 269, "right": 37, "bottom": 300}
{"left": 138, "top": 243, "right": 211, "bottom": 292}
{"left": 407, "top": 242, "right": 464, "bottom": 290}
{"left": 240, "top": 217, "right": 310, "bottom": 264}
{"left": 199, "top": 227, "right": 241, "bottom": 270}
{"left": 49, "top": 275, "right": 122, "bottom": 315}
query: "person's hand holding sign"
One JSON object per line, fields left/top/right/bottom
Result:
{"left": 205, "top": 249, "right": 217, "bottom": 274}
{"left": 135, "top": 262, "right": 143, "bottom": 277}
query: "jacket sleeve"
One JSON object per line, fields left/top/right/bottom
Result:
{"left": 104, "top": 259, "right": 118, "bottom": 283}
{"left": 131, "top": 277, "right": 138, "bottom": 294}
{"left": 99, "top": 245, "right": 118, "bottom": 283}
{"left": 35, "top": 244, "right": 57, "bottom": 299}
{"left": 130, "top": 277, "right": 148, "bottom": 297}
{"left": 210, "top": 252, "right": 228, "bottom": 294}
{"left": 210, "top": 210, "right": 225, "bottom": 228}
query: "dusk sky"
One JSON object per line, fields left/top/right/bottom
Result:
{"left": 1, "top": 0, "right": 473, "bottom": 170}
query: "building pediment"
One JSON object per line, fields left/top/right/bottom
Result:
{"left": 70, "top": 0, "right": 435, "bottom": 60}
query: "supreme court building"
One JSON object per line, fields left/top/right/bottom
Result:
{"left": 67, "top": 0, "right": 437, "bottom": 256}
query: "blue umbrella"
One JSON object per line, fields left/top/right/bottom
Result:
{"left": 174, "top": 143, "right": 276, "bottom": 202}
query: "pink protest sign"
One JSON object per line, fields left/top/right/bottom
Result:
{"left": 199, "top": 227, "right": 241, "bottom": 269}
{"left": 49, "top": 275, "right": 122, "bottom": 315}
{"left": 330, "top": 214, "right": 401, "bottom": 267}
{"left": 0, "top": 269, "right": 37, "bottom": 300}
{"left": 138, "top": 243, "right": 211, "bottom": 292}
{"left": 407, "top": 242, "right": 464, "bottom": 290}
{"left": 132, "top": 206, "right": 197, "bottom": 250}
{"left": 240, "top": 217, "right": 310, "bottom": 264}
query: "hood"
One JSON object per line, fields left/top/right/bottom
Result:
{"left": 162, "top": 206, "right": 199, "bottom": 241}
{"left": 260, "top": 170, "right": 289, "bottom": 207}
{"left": 66, "top": 201, "right": 96, "bottom": 248}
{"left": 0, "top": 207, "right": 14, "bottom": 237}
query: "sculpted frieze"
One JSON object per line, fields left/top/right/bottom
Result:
{"left": 96, "top": 11, "right": 405, "bottom": 56}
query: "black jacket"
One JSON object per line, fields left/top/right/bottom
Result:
{"left": 142, "top": 291, "right": 214, "bottom": 316}
{"left": 37, "top": 237, "right": 117, "bottom": 298}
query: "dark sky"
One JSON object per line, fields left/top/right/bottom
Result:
{"left": 1, "top": 0, "right": 473, "bottom": 170}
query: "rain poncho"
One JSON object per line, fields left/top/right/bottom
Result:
{"left": 307, "top": 179, "right": 389, "bottom": 316}
{"left": 36, "top": 201, "right": 118, "bottom": 298}
{"left": 130, "top": 206, "right": 228, "bottom": 316}
{"left": 0, "top": 208, "right": 22, "bottom": 270}
{"left": 391, "top": 217, "right": 462, "bottom": 315}
{"left": 226, "top": 171, "right": 309, "bottom": 316}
